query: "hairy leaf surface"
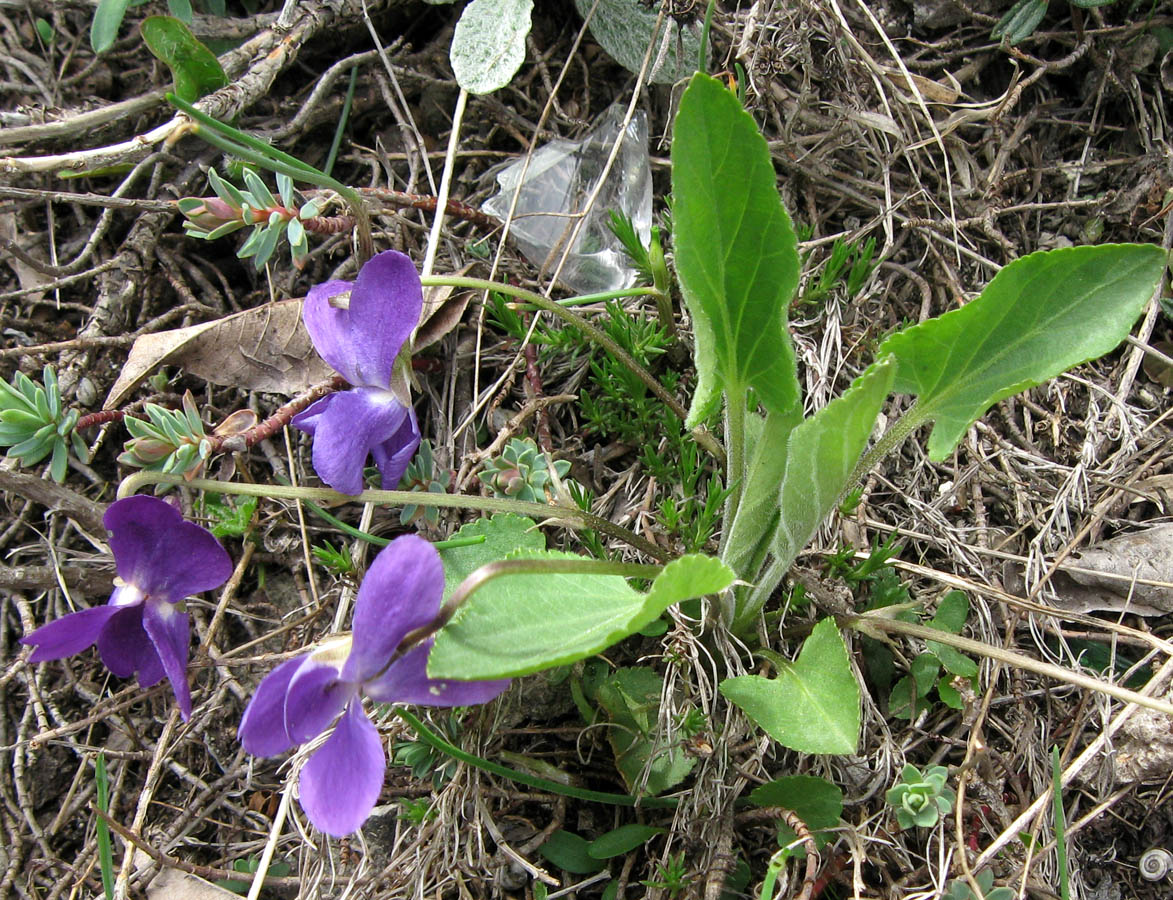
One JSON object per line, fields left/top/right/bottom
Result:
{"left": 721, "top": 618, "right": 860, "bottom": 754}
{"left": 770, "top": 358, "right": 895, "bottom": 574}
{"left": 450, "top": 0, "right": 533, "bottom": 94}
{"left": 880, "top": 244, "right": 1166, "bottom": 460}
{"left": 671, "top": 73, "right": 802, "bottom": 426}
{"left": 429, "top": 554, "right": 733, "bottom": 680}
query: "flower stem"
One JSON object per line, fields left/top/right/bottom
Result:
{"left": 394, "top": 708, "right": 678, "bottom": 809}
{"left": 117, "top": 472, "right": 670, "bottom": 561}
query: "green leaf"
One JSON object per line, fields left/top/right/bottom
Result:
{"left": 765, "top": 359, "right": 895, "bottom": 588}
{"left": 140, "top": 16, "right": 228, "bottom": 103}
{"left": 449, "top": 0, "right": 534, "bottom": 94}
{"left": 720, "top": 618, "right": 860, "bottom": 754}
{"left": 927, "top": 641, "right": 979, "bottom": 678}
{"left": 748, "top": 775, "right": 842, "bottom": 858}
{"left": 671, "top": 73, "right": 802, "bottom": 427}
{"left": 888, "top": 675, "right": 919, "bottom": 720}
{"left": 596, "top": 667, "right": 695, "bottom": 795}
{"left": 991, "top": 0, "right": 1048, "bottom": 45}
{"left": 910, "top": 652, "right": 940, "bottom": 697}
{"left": 588, "top": 823, "right": 665, "bottom": 859}
{"left": 937, "top": 675, "right": 963, "bottom": 709}
{"left": 539, "top": 830, "right": 607, "bottom": 874}
{"left": 430, "top": 552, "right": 732, "bottom": 680}
{"left": 574, "top": 0, "right": 703, "bottom": 84}
{"left": 438, "top": 514, "right": 544, "bottom": 598}
{"left": 91, "top": 0, "right": 134, "bottom": 52}
{"left": 879, "top": 244, "right": 1167, "bottom": 461}
{"left": 929, "top": 590, "right": 968, "bottom": 634}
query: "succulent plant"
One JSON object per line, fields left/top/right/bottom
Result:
{"left": 886, "top": 763, "right": 955, "bottom": 829}
{"left": 178, "top": 169, "right": 325, "bottom": 269}
{"left": 478, "top": 437, "right": 571, "bottom": 503}
{"left": 119, "top": 391, "right": 256, "bottom": 481}
{"left": 399, "top": 440, "right": 450, "bottom": 526}
{"left": 0, "top": 366, "right": 88, "bottom": 482}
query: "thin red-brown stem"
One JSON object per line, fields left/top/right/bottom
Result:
{"left": 76, "top": 409, "right": 125, "bottom": 430}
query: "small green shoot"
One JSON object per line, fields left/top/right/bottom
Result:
{"left": 1052, "top": 746, "right": 1070, "bottom": 900}
{"left": 399, "top": 440, "right": 450, "bottom": 526}
{"left": 311, "top": 541, "right": 355, "bottom": 576}
{"left": 95, "top": 752, "right": 114, "bottom": 900}
{"left": 398, "top": 797, "right": 438, "bottom": 827}
{"left": 641, "top": 850, "right": 689, "bottom": 897}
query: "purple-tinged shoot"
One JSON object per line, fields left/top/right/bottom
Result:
{"left": 292, "top": 250, "right": 422, "bottom": 495}
{"left": 20, "top": 495, "right": 233, "bottom": 721}
{"left": 238, "top": 535, "right": 509, "bottom": 837}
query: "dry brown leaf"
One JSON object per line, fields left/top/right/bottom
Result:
{"left": 1054, "top": 524, "right": 1173, "bottom": 615}
{"left": 880, "top": 67, "right": 961, "bottom": 104}
{"left": 146, "top": 868, "right": 241, "bottom": 900}
{"left": 415, "top": 283, "right": 469, "bottom": 352}
{"left": 104, "top": 299, "right": 333, "bottom": 409}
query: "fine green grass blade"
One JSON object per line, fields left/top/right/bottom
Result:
{"left": 670, "top": 73, "right": 802, "bottom": 427}
{"left": 879, "top": 243, "right": 1167, "bottom": 461}
{"left": 1052, "top": 747, "right": 1070, "bottom": 900}
{"left": 95, "top": 752, "right": 114, "bottom": 900}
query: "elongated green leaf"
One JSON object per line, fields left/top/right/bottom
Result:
{"left": 880, "top": 244, "right": 1166, "bottom": 461}
{"left": 770, "top": 358, "right": 895, "bottom": 573}
{"left": 140, "top": 16, "right": 228, "bottom": 103}
{"left": 429, "top": 553, "right": 733, "bottom": 680}
{"left": 588, "top": 823, "right": 665, "bottom": 859}
{"left": 721, "top": 407, "right": 801, "bottom": 579}
{"left": 671, "top": 73, "right": 802, "bottom": 427}
{"left": 91, "top": 0, "right": 134, "bottom": 53}
{"left": 450, "top": 0, "right": 534, "bottom": 94}
{"left": 721, "top": 618, "right": 860, "bottom": 754}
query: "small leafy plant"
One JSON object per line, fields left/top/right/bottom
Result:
{"left": 179, "top": 170, "right": 327, "bottom": 270}
{"left": 479, "top": 438, "right": 571, "bottom": 503}
{"left": 886, "top": 763, "right": 956, "bottom": 829}
{"left": 0, "top": 366, "right": 87, "bottom": 483}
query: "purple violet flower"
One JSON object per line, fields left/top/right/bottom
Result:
{"left": 292, "top": 250, "right": 423, "bottom": 495}
{"left": 19, "top": 495, "right": 233, "bottom": 721}
{"left": 238, "top": 534, "right": 509, "bottom": 837}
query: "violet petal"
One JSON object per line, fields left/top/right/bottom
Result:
{"left": 239, "top": 655, "right": 308, "bottom": 757}
{"left": 141, "top": 601, "right": 193, "bottom": 720}
{"left": 20, "top": 605, "right": 123, "bottom": 663}
{"left": 284, "top": 657, "right": 352, "bottom": 745}
{"left": 364, "top": 641, "right": 510, "bottom": 707}
{"left": 298, "top": 700, "right": 385, "bottom": 837}
{"left": 96, "top": 605, "right": 155, "bottom": 679}
{"left": 294, "top": 388, "right": 412, "bottom": 496}
{"left": 345, "top": 251, "right": 423, "bottom": 387}
{"left": 368, "top": 404, "right": 421, "bottom": 490}
{"left": 341, "top": 535, "right": 442, "bottom": 685}
{"left": 105, "top": 495, "right": 233, "bottom": 602}
{"left": 301, "top": 279, "right": 361, "bottom": 385}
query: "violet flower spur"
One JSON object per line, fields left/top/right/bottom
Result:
{"left": 238, "top": 534, "right": 509, "bottom": 837}
{"left": 19, "top": 495, "right": 233, "bottom": 721}
{"left": 292, "top": 250, "right": 423, "bottom": 496}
